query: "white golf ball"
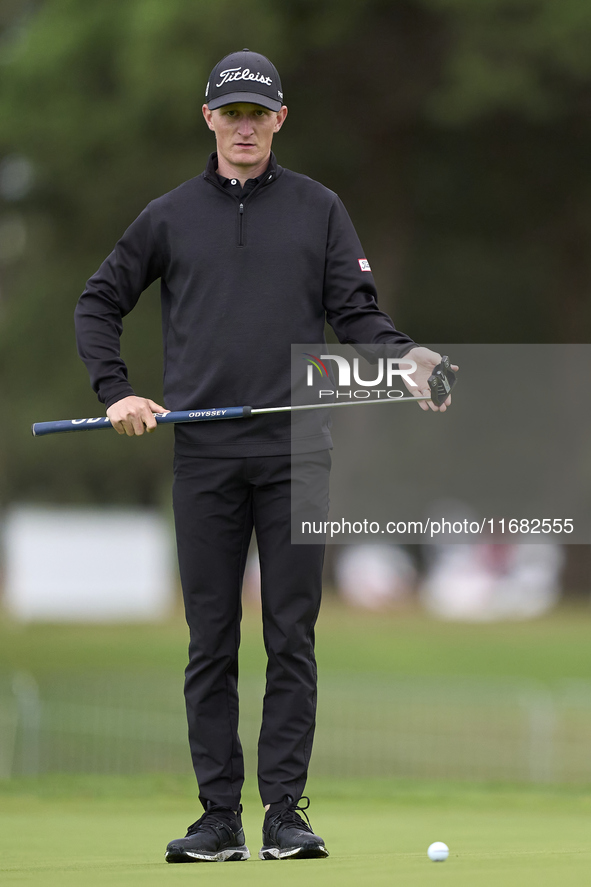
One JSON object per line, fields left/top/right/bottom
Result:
{"left": 427, "top": 841, "right": 449, "bottom": 861}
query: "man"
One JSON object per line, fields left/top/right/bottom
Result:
{"left": 74, "top": 49, "right": 452, "bottom": 863}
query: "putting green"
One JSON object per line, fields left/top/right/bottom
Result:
{"left": 1, "top": 776, "right": 590, "bottom": 886}
{"left": 2, "top": 605, "right": 591, "bottom": 883}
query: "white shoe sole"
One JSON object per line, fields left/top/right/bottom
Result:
{"left": 259, "top": 844, "right": 329, "bottom": 860}
{"left": 166, "top": 846, "right": 250, "bottom": 862}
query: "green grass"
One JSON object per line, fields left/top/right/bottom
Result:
{"left": 1, "top": 775, "right": 591, "bottom": 886}
{"left": 2, "top": 603, "right": 591, "bottom": 882}
{"left": 2, "top": 599, "right": 591, "bottom": 682}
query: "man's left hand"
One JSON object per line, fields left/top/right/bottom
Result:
{"left": 403, "top": 346, "right": 459, "bottom": 412}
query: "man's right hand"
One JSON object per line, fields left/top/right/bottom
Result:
{"left": 107, "top": 396, "right": 169, "bottom": 436}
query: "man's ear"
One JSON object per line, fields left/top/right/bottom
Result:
{"left": 202, "top": 104, "right": 215, "bottom": 131}
{"left": 273, "top": 105, "right": 288, "bottom": 133}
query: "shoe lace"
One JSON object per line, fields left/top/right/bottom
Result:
{"left": 186, "top": 804, "right": 238, "bottom": 837}
{"left": 272, "top": 795, "right": 313, "bottom": 832}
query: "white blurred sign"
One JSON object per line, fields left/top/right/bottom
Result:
{"left": 2, "top": 507, "right": 175, "bottom": 622}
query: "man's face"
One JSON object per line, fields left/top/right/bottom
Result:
{"left": 202, "top": 102, "right": 288, "bottom": 170}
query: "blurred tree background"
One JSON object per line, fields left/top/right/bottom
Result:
{"left": 1, "top": 0, "right": 591, "bottom": 505}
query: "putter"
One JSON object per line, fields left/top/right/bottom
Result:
{"left": 31, "top": 357, "right": 457, "bottom": 437}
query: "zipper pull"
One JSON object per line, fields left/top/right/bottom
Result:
{"left": 238, "top": 202, "right": 244, "bottom": 246}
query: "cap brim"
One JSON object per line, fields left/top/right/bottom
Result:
{"left": 208, "top": 92, "right": 282, "bottom": 112}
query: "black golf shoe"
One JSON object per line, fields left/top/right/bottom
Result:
{"left": 165, "top": 802, "right": 250, "bottom": 863}
{"left": 259, "top": 795, "right": 329, "bottom": 860}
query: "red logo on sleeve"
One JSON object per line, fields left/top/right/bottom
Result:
{"left": 358, "top": 258, "right": 371, "bottom": 272}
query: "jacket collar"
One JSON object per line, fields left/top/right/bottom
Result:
{"left": 204, "top": 151, "right": 280, "bottom": 186}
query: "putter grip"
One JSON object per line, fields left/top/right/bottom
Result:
{"left": 32, "top": 405, "right": 252, "bottom": 436}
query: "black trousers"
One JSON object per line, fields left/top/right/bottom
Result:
{"left": 172, "top": 450, "right": 330, "bottom": 809}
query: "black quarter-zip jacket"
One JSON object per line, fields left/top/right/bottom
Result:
{"left": 75, "top": 152, "right": 416, "bottom": 456}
